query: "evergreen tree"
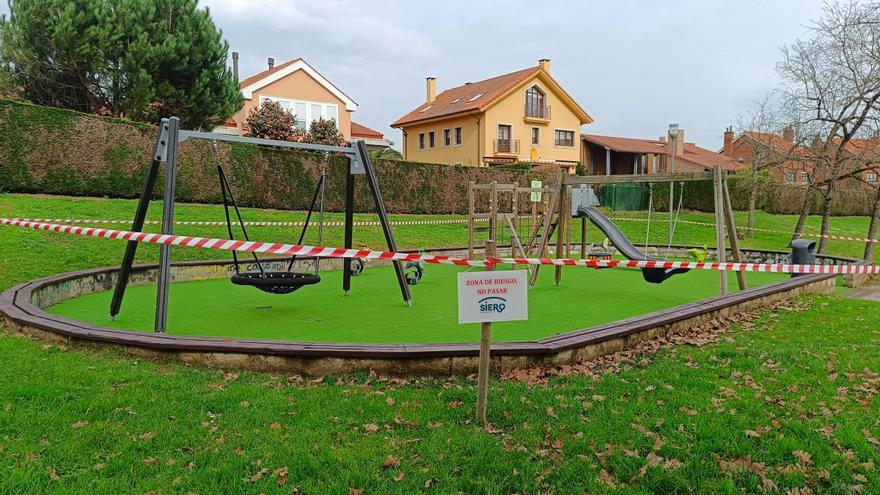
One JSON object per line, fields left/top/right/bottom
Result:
{"left": 0, "top": 0, "right": 242, "bottom": 129}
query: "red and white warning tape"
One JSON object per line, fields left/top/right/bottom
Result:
{"left": 6, "top": 217, "right": 478, "bottom": 227}
{"left": 2, "top": 218, "right": 878, "bottom": 275}
{"left": 609, "top": 216, "right": 880, "bottom": 244}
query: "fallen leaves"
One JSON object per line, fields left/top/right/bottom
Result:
{"left": 363, "top": 423, "right": 380, "bottom": 435}
{"left": 792, "top": 450, "right": 813, "bottom": 466}
{"left": 274, "top": 466, "right": 289, "bottom": 486}
{"left": 244, "top": 467, "right": 270, "bottom": 483}
{"left": 70, "top": 419, "right": 89, "bottom": 429}
{"left": 383, "top": 455, "right": 400, "bottom": 469}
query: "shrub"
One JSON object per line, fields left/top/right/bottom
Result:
{"left": 243, "top": 100, "right": 305, "bottom": 142}
{"left": 308, "top": 118, "right": 344, "bottom": 146}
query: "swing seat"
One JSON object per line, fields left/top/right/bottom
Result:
{"left": 231, "top": 271, "right": 321, "bottom": 294}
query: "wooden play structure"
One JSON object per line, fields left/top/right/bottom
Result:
{"left": 468, "top": 166, "right": 746, "bottom": 294}
{"left": 467, "top": 176, "right": 563, "bottom": 286}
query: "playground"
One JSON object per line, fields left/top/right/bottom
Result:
{"left": 0, "top": 126, "right": 877, "bottom": 493}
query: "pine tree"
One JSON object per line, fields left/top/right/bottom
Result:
{"left": 0, "top": 0, "right": 242, "bottom": 129}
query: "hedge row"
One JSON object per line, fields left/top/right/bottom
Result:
{"left": 645, "top": 176, "right": 877, "bottom": 216}
{"left": 0, "top": 99, "right": 548, "bottom": 214}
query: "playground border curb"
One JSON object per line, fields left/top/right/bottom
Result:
{"left": 0, "top": 253, "right": 849, "bottom": 376}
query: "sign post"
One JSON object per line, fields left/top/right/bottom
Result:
{"left": 458, "top": 246, "right": 528, "bottom": 423}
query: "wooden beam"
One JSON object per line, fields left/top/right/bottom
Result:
{"left": 722, "top": 175, "right": 747, "bottom": 291}
{"left": 564, "top": 171, "right": 713, "bottom": 186}
{"left": 713, "top": 166, "right": 728, "bottom": 296}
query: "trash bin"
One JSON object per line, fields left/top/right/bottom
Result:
{"left": 790, "top": 239, "right": 816, "bottom": 278}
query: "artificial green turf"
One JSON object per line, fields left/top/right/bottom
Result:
{"left": 47, "top": 264, "right": 786, "bottom": 343}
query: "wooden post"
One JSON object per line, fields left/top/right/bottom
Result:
{"left": 722, "top": 174, "right": 747, "bottom": 290}
{"left": 713, "top": 166, "right": 728, "bottom": 295}
{"left": 490, "top": 181, "right": 498, "bottom": 258}
{"left": 580, "top": 216, "right": 587, "bottom": 259}
{"left": 468, "top": 182, "right": 475, "bottom": 260}
{"left": 554, "top": 180, "right": 566, "bottom": 286}
{"left": 476, "top": 239, "right": 495, "bottom": 424}
{"left": 565, "top": 185, "right": 572, "bottom": 258}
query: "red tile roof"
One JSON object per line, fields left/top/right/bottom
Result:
{"left": 582, "top": 134, "right": 743, "bottom": 171}
{"left": 581, "top": 134, "right": 667, "bottom": 154}
{"left": 392, "top": 66, "right": 541, "bottom": 127}
{"left": 678, "top": 143, "right": 745, "bottom": 171}
{"left": 238, "top": 58, "right": 303, "bottom": 89}
{"left": 351, "top": 122, "right": 384, "bottom": 140}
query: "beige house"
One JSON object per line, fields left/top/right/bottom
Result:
{"left": 391, "top": 59, "right": 592, "bottom": 173}
{"left": 217, "top": 57, "right": 360, "bottom": 141}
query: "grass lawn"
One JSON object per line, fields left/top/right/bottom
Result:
{"left": 1, "top": 193, "right": 879, "bottom": 493}
{"left": 46, "top": 264, "right": 785, "bottom": 343}
{"left": 1, "top": 295, "right": 878, "bottom": 493}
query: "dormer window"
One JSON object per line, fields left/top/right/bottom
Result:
{"left": 468, "top": 93, "right": 484, "bottom": 102}
{"left": 525, "top": 85, "right": 548, "bottom": 119}
{"left": 451, "top": 98, "right": 461, "bottom": 103}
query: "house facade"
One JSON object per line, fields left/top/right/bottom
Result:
{"left": 217, "top": 56, "right": 383, "bottom": 145}
{"left": 582, "top": 128, "right": 742, "bottom": 176}
{"left": 722, "top": 127, "right": 880, "bottom": 187}
{"left": 390, "top": 59, "right": 592, "bottom": 173}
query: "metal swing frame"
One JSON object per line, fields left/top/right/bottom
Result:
{"left": 108, "top": 117, "right": 412, "bottom": 333}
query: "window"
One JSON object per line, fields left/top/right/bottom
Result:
{"left": 531, "top": 127, "right": 540, "bottom": 146}
{"left": 451, "top": 98, "right": 461, "bottom": 104}
{"left": 800, "top": 172, "right": 809, "bottom": 184}
{"left": 428, "top": 131, "right": 435, "bottom": 148}
{"left": 525, "top": 85, "right": 547, "bottom": 118}
{"left": 260, "top": 96, "right": 337, "bottom": 130}
{"left": 868, "top": 171, "right": 879, "bottom": 183}
{"left": 454, "top": 127, "right": 463, "bottom": 145}
{"left": 443, "top": 129, "right": 451, "bottom": 146}
{"left": 554, "top": 130, "right": 575, "bottom": 147}
{"left": 468, "top": 93, "right": 484, "bottom": 102}
{"left": 418, "top": 133, "right": 425, "bottom": 150}
{"left": 786, "top": 171, "right": 796, "bottom": 183}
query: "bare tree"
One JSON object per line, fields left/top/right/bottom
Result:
{"left": 778, "top": 0, "right": 880, "bottom": 253}
{"left": 736, "top": 93, "right": 803, "bottom": 237}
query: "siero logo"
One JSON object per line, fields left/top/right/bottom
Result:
{"left": 478, "top": 296, "right": 507, "bottom": 314}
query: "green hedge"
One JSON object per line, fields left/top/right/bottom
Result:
{"left": 0, "top": 100, "right": 548, "bottom": 214}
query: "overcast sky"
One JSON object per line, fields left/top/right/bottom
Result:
{"left": 3, "top": 0, "right": 828, "bottom": 149}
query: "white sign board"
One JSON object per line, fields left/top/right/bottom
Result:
{"left": 530, "top": 180, "right": 543, "bottom": 202}
{"left": 457, "top": 270, "right": 528, "bottom": 324}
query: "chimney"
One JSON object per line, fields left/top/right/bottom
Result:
{"left": 538, "top": 58, "right": 551, "bottom": 73}
{"left": 426, "top": 77, "right": 436, "bottom": 104}
{"left": 782, "top": 127, "right": 794, "bottom": 142}
{"left": 232, "top": 51, "right": 239, "bottom": 81}
{"left": 723, "top": 126, "right": 734, "bottom": 157}
{"left": 268, "top": 57, "right": 275, "bottom": 69}
{"left": 675, "top": 129, "right": 685, "bottom": 156}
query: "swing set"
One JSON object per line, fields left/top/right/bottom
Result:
{"left": 109, "top": 117, "right": 413, "bottom": 333}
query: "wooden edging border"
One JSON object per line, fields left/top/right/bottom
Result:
{"left": 0, "top": 253, "right": 849, "bottom": 375}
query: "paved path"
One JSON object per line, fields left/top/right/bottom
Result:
{"left": 843, "top": 281, "right": 880, "bottom": 302}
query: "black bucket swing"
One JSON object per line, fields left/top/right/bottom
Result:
{"left": 216, "top": 145, "right": 327, "bottom": 295}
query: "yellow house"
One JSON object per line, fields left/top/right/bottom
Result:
{"left": 390, "top": 59, "right": 592, "bottom": 172}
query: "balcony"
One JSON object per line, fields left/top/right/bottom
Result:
{"left": 494, "top": 139, "right": 520, "bottom": 155}
{"left": 524, "top": 104, "right": 551, "bottom": 123}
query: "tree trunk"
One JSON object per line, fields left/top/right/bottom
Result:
{"left": 791, "top": 186, "right": 812, "bottom": 245}
{"left": 865, "top": 185, "right": 880, "bottom": 262}
{"left": 747, "top": 165, "right": 759, "bottom": 238}
{"left": 817, "top": 190, "right": 833, "bottom": 253}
